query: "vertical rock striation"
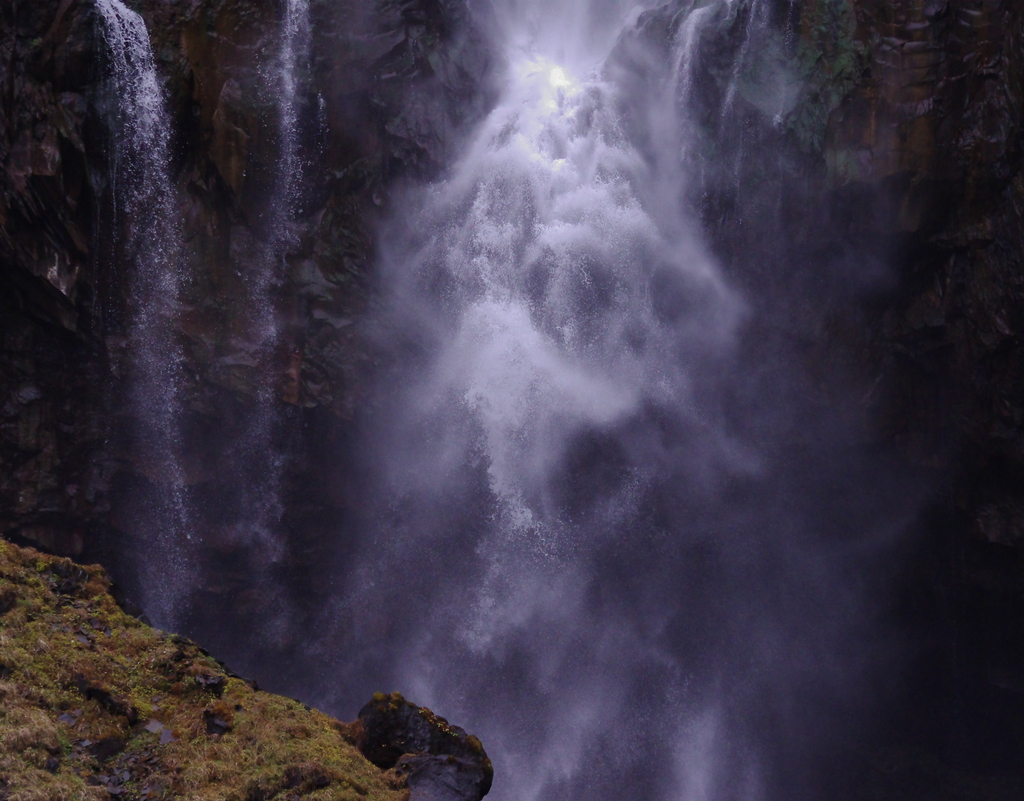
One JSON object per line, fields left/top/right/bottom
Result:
{"left": 1, "top": 0, "right": 1021, "bottom": 795}
{"left": 1, "top": 0, "right": 111, "bottom": 558}
{"left": 2, "top": 0, "right": 498, "bottom": 679}
{"left": 841, "top": 0, "right": 1024, "bottom": 784}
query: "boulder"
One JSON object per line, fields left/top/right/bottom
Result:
{"left": 357, "top": 691, "right": 493, "bottom": 801}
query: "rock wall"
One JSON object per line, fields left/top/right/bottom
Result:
{"left": 843, "top": 0, "right": 1024, "bottom": 782}
{"left": 1, "top": 0, "right": 497, "bottom": 654}
{"left": 2, "top": 0, "right": 1023, "bottom": 794}
{"left": 0, "top": 0, "right": 111, "bottom": 558}
{"left": 614, "top": 0, "right": 1023, "bottom": 790}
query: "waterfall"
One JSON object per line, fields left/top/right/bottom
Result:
{"left": 316, "top": 1, "right": 917, "bottom": 800}
{"left": 96, "top": 0, "right": 192, "bottom": 626}
{"left": 218, "top": 0, "right": 312, "bottom": 576}
{"left": 248, "top": 0, "right": 311, "bottom": 353}
{"left": 278, "top": 0, "right": 311, "bottom": 218}
{"left": 253, "top": 0, "right": 312, "bottom": 535}
{"left": 97, "top": 0, "right": 315, "bottom": 642}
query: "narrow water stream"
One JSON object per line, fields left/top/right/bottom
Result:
{"left": 96, "top": 0, "right": 192, "bottom": 626}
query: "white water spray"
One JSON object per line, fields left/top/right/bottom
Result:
{"left": 278, "top": 0, "right": 312, "bottom": 219}
{"left": 321, "top": 1, "right": 920, "bottom": 799}
{"left": 340, "top": 3, "right": 771, "bottom": 798}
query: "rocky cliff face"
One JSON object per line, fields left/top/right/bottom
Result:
{"left": 839, "top": 0, "right": 1024, "bottom": 781}
{"left": 2, "top": 0, "right": 498, "bottom": 661}
{"left": 2, "top": 0, "right": 1023, "bottom": 795}
{"left": 613, "top": 0, "right": 1024, "bottom": 791}
{"left": 1, "top": 0, "right": 110, "bottom": 558}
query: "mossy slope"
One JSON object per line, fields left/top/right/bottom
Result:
{"left": 0, "top": 539, "right": 408, "bottom": 801}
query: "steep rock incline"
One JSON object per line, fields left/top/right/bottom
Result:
{"left": 0, "top": 537, "right": 407, "bottom": 799}
{"left": 0, "top": 537, "right": 492, "bottom": 800}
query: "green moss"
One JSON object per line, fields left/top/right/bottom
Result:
{"left": 0, "top": 539, "right": 408, "bottom": 801}
{"left": 783, "top": 0, "right": 863, "bottom": 152}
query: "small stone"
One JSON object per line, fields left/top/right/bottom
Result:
{"left": 91, "top": 736, "right": 125, "bottom": 762}
{"left": 195, "top": 673, "right": 226, "bottom": 695}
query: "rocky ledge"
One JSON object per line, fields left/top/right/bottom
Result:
{"left": 0, "top": 538, "right": 491, "bottom": 801}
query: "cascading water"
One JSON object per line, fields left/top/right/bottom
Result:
{"left": 96, "top": 0, "right": 192, "bottom": 627}
{"left": 231, "top": 0, "right": 312, "bottom": 563}
{"left": 198, "top": 0, "right": 314, "bottom": 648}
{"left": 313, "top": 1, "right": 919, "bottom": 800}
{"left": 277, "top": 0, "right": 312, "bottom": 217}
{"left": 96, "top": 0, "right": 317, "bottom": 654}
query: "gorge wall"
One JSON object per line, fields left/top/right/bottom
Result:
{"left": 1, "top": 0, "right": 498, "bottom": 653}
{"left": 1, "top": 0, "right": 1022, "bottom": 796}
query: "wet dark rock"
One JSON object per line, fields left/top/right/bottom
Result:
{"left": 203, "top": 707, "right": 232, "bottom": 736}
{"left": 195, "top": 671, "right": 228, "bottom": 695}
{"left": 91, "top": 736, "right": 126, "bottom": 763}
{"left": 48, "top": 559, "right": 89, "bottom": 596}
{"left": 397, "top": 752, "right": 494, "bottom": 801}
{"left": 365, "top": 0, "right": 500, "bottom": 175}
{"left": 357, "top": 692, "right": 492, "bottom": 800}
{"left": 74, "top": 673, "right": 139, "bottom": 724}
{"left": 0, "top": 0, "right": 111, "bottom": 560}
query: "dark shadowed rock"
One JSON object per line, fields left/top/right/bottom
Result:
{"left": 357, "top": 692, "right": 493, "bottom": 800}
{"left": 397, "top": 752, "right": 494, "bottom": 801}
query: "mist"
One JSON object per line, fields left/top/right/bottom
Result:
{"left": 295, "top": 1, "right": 927, "bottom": 799}
{"left": 8, "top": 0, "right": 1023, "bottom": 797}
